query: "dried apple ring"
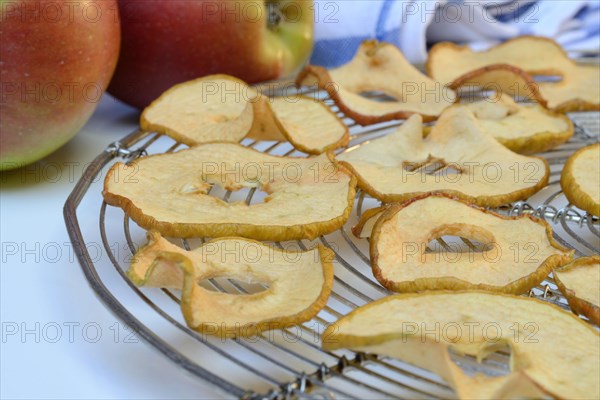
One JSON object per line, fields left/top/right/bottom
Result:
{"left": 338, "top": 107, "right": 549, "bottom": 207}
{"left": 561, "top": 143, "right": 600, "bottom": 217}
{"left": 554, "top": 256, "right": 600, "bottom": 325}
{"left": 129, "top": 232, "right": 333, "bottom": 338}
{"left": 449, "top": 64, "right": 547, "bottom": 106}
{"left": 323, "top": 291, "right": 600, "bottom": 399}
{"left": 296, "top": 40, "right": 456, "bottom": 125}
{"left": 140, "top": 74, "right": 348, "bottom": 154}
{"left": 103, "top": 143, "right": 356, "bottom": 241}
{"left": 427, "top": 36, "right": 600, "bottom": 112}
{"left": 454, "top": 94, "right": 573, "bottom": 154}
{"left": 369, "top": 194, "right": 573, "bottom": 293}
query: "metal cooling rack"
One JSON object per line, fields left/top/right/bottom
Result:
{"left": 65, "top": 91, "right": 599, "bottom": 399}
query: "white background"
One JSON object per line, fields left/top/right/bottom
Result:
{"left": 0, "top": 96, "right": 225, "bottom": 399}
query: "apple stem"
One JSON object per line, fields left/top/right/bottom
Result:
{"left": 267, "top": 2, "right": 282, "bottom": 30}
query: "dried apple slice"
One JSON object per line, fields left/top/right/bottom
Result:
{"left": 323, "top": 291, "right": 600, "bottom": 399}
{"left": 535, "top": 64, "right": 599, "bottom": 112}
{"left": 141, "top": 75, "right": 255, "bottom": 146}
{"left": 427, "top": 36, "right": 572, "bottom": 84}
{"left": 337, "top": 107, "right": 549, "bottom": 207}
{"left": 449, "top": 64, "right": 547, "bottom": 105}
{"left": 296, "top": 40, "right": 456, "bottom": 125}
{"left": 140, "top": 74, "right": 347, "bottom": 154}
{"left": 554, "top": 256, "right": 600, "bottom": 325}
{"left": 561, "top": 143, "right": 600, "bottom": 217}
{"left": 370, "top": 194, "right": 573, "bottom": 293}
{"left": 103, "top": 143, "right": 356, "bottom": 241}
{"left": 247, "top": 95, "right": 349, "bottom": 154}
{"left": 427, "top": 36, "right": 600, "bottom": 112}
{"left": 455, "top": 94, "right": 573, "bottom": 154}
{"left": 129, "top": 232, "right": 333, "bottom": 338}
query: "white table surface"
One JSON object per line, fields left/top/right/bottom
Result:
{"left": 0, "top": 95, "right": 224, "bottom": 399}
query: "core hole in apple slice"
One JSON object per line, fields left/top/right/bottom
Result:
{"left": 198, "top": 277, "right": 270, "bottom": 294}
{"left": 402, "top": 156, "right": 463, "bottom": 177}
{"left": 193, "top": 182, "right": 271, "bottom": 206}
{"left": 358, "top": 91, "right": 399, "bottom": 102}
{"left": 448, "top": 345, "right": 512, "bottom": 378}
{"left": 423, "top": 223, "right": 496, "bottom": 256}
{"left": 425, "top": 236, "right": 495, "bottom": 254}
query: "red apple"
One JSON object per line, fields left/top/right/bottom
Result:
{"left": 108, "top": 0, "right": 313, "bottom": 109}
{"left": 1, "top": 0, "right": 120, "bottom": 170}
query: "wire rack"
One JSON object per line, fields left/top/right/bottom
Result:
{"left": 65, "top": 90, "right": 599, "bottom": 399}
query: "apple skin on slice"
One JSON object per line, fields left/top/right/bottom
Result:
{"left": 323, "top": 291, "right": 600, "bottom": 399}
{"left": 449, "top": 64, "right": 547, "bottom": 106}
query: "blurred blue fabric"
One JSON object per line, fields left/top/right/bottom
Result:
{"left": 310, "top": 0, "right": 600, "bottom": 67}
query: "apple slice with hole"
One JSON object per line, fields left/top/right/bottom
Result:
{"left": 368, "top": 193, "right": 573, "bottom": 294}
{"left": 296, "top": 40, "right": 457, "bottom": 125}
{"left": 129, "top": 231, "right": 333, "bottom": 338}
{"left": 449, "top": 94, "right": 573, "bottom": 155}
{"left": 103, "top": 142, "right": 356, "bottom": 241}
{"left": 323, "top": 291, "right": 600, "bottom": 399}
{"left": 426, "top": 36, "right": 600, "bottom": 112}
{"left": 337, "top": 108, "right": 549, "bottom": 207}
